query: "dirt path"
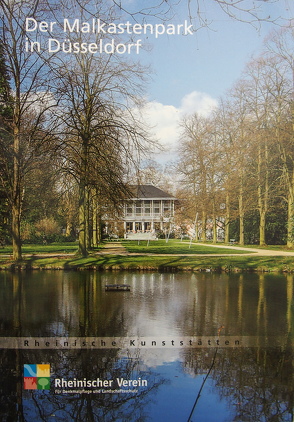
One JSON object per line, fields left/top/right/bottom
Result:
{"left": 97, "top": 242, "right": 129, "bottom": 255}
{"left": 191, "top": 243, "right": 294, "bottom": 256}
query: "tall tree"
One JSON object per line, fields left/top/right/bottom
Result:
{"left": 178, "top": 113, "right": 225, "bottom": 242}
{"left": 48, "top": 0, "right": 151, "bottom": 255}
{"left": 0, "top": 0, "right": 57, "bottom": 259}
{"left": 242, "top": 56, "right": 280, "bottom": 245}
{"left": 0, "top": 42, "right": 13, "bottom": 243}
{"left": 212, "top": 99, "right": 242, "bottom": 243}
{"left": 264, "top": 25, "right": 294, "bottom": 246}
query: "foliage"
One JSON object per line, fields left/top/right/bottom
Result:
{"left": 21, "top": 219, "right": 77, "bottom": 244}
{"left": 243, "top": 211, "right": 260, "bottom": 245}
{"left": 35, "top": 217, "right": 60, "bottom": 236}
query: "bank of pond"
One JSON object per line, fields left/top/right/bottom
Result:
{"left": 0, "top": 254, "right": 294, "bottom": 273}
{"left": 0, "top": 240, "right": 294, "bottom": 273}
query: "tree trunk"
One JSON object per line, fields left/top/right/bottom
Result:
{"left": 213, "top": 217, "right": 217, "bottom": 243}
{"left": 287, "top": 187, "right": 294, "bottom": 248}
{"left": 12, "top": 123, "right": 22, "bottom": 261}
{"left": 212, "top": 203, "right": 217, "bottom": 243}
{"left": 194, "top": 212, "right": 199, "bottom": 242}
{"left": 98, "top": 214, "right": 102, "bottom": 243}
{"left": 289, "top": 100, "right": 294, "bottom": 247}
{"left": 257, "top": 142, "right": 268, "bottom": 246}
{"left": 201, "top": 211, "right": 206, "bottom": 241}
{"left": 78, "top": 139, "right": 89, "bottom": 256}
{"left": 85, "top": 187, "right": 90, "bottom": 249}
{"left": 92, "top": 196, "right": 98, "bottom": 247}
{"left": 239, "top": 189, "right": 244, "bottom": 245}
{"left": 259, "top": 210, "right": 266, "bottom": 246}
{"left": 78, "top": 178, "right": 88, "bottom": 257}
{"left": 225, "top": 193, "right": 230, "bottom": 244}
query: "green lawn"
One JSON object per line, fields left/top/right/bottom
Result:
{"left": 0, "top": 240, "right": 290, "bottom": 256}
{"left": 122, "top": 239, "right": 251, "bottom": 254}
{"left": 0, "top": 240, "right": 293, "bottom": 273}
{"left": 231, "top": 244, "right": 293, "bottom": 251}
{"left": 0, "top": 242, "right": 79, "bottom": 255}
{"left": 0, "top": 253, "right": 293, "bottom": 273}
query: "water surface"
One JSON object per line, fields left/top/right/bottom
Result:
{"left": 0, "top": 271, "right": 293, "bottom": 421}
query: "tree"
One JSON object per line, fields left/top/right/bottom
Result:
{"left": 0, "top": 0, "right": 58, "bottom": 259}
{"left": 240, "top": 55, "right": 282, "bottom": 245}
{"left": 47, "top": 0, "right": 151, "bottom": 255}
{"left": 177, "top": 47, "right": 293, "bottom": 246}
{"left": 0, "top": 42, "right": 13, "bottom": 243}
{"left": 212, "top": 99, "right": 242, "bottom": 243}
{"left": 177, "top": 113, "right": 225, "bottom": 242}
{"left": 111, "top": 0, "right": 287, "bottom": 29}
{"left": 263, "top": 25, "right": 294, "bottom": 246}
{"left": 1, "top": 0, "right": 290, "bottom": 257}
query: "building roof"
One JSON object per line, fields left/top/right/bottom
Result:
{"left": 130, "top": 185, "right": 175, "bottom": 200}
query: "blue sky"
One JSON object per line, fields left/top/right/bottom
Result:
{"left": 143, "top": 0, "right": 293, "bottom": 104}
{"left": 131, "top": 0, "right": 294, "bottom": 164}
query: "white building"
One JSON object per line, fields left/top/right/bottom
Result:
{"left": 123, "top": 185, "right": 176, "bottom": 236}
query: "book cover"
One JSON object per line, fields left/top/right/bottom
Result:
{"left": 0, "top": 0, "right": 293, "bottom": 421}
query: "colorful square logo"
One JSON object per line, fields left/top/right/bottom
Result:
{"left": 24, "top": 364, "right": 50, "bottom": 390}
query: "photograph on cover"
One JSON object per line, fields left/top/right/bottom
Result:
{"left": 0, "top": 0, "right": 293, "bottom": 421}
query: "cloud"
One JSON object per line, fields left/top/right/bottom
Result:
{"left": 144, "top": 102, "right": 179, "bottom": 146}
{"left": 180, "top": 91, "right": 218, "bottom": 116}
{"left": 142, "top": 91, "right": 218, "bottom": 163}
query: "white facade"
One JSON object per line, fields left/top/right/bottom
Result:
{"left": 123, "top": 185, "right": 176, "bottom": 234}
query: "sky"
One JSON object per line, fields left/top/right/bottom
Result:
{"left": 133, "top": 0, "right": 294, "bottom": 165}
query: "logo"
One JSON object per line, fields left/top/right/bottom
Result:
{"left": 24, "top": 364, "right": 51, "bottom": 390}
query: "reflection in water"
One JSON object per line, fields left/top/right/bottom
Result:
{"left": 0, "top": 271, "right": 293, "bottom": 421}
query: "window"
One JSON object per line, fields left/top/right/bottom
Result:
{"left": 144, "top": 200, "right": 151, "bottom": 216}
{"left": 153, "top": 201, "right": 160, "bottom": 215}
{"left": 163, "top": 201, "right": 171, "bottom": 213}
{"left": 126, "top": 203, "right": 133, "bottom": 216}
{"left": 126, "top": 222, "right": 133, "bottom": 231}
{"left": 135, "top": 201, "right": 142, "bottom": 216}
{"left": 135, "top": 222, "right": 142, "bottom": 231}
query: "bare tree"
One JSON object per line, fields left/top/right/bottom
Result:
{"left": 0, "top": 0, "right": 59, "bottom": 260}
{"left": 263, "top": 24, "right": 294, "bottom": 246}
{"left": 212, "top": 99, "right": 243, "bottom": 243}
{"left": 177, "top": 113, "right": 225, "bottom": 242}
{"left": 46, "top": 0, "right": 152, "bottom": 255}
{"left": 241, "top": 55, "right": 282, "bottom": 245}
{"left": 111, "top": 0, "right": 288, "bottom": 29}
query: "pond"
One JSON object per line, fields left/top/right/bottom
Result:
{"left": 0, "top": 270, "right": 293, "bottom": 421}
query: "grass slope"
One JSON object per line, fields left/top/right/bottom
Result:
{"left": 0, "top": 254, "right": 293, "bottom": 273}
{"left": 122, "top": 240, "right": 249, "bottom": 254}
{"left": 0, "top": 241, "right": 293, "bottom": 272}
